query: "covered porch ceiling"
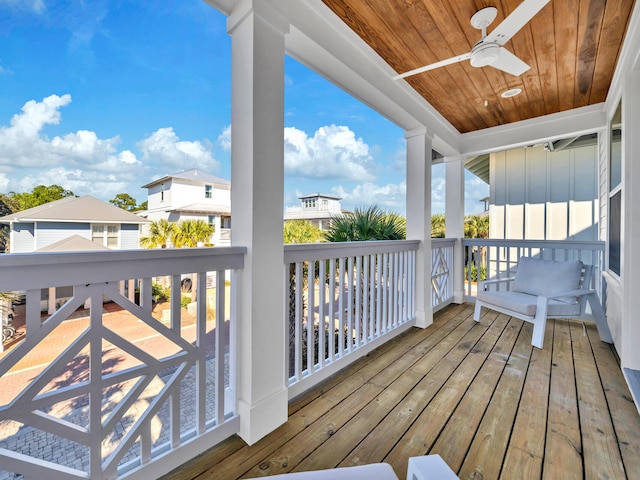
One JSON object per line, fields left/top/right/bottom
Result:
{"left": 209, "top": 0, "right": 639, "bottom": 156}
{"left": 320, "top": 0, "right": 636, "bottom": 134}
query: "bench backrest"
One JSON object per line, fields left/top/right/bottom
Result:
{"left": 512, "top": 257, "right": 585, "bottom": 301}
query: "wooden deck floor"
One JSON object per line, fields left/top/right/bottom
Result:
{"left": 163, "top": 303, "right": 640, "bottom": 480}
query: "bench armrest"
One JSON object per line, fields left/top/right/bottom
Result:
{"left": 479, "top": 276, "right": 515, "bottom": 291}
{"left": 546, "top": 288, "right": 596, "bottom": 301}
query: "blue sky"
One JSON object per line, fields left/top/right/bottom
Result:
{"left": 0, "top": 0, "right": 488, "bottom": 215}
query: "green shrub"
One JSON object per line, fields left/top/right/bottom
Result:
{"left": 180, "top": 294, "right": 191, "bottom": 308}
{"left": 464, "top": 263, "right": 487, "bottom": 282}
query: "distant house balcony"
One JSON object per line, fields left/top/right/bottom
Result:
{"left": 1, "top": 238, "right": 637, "bottom": 479}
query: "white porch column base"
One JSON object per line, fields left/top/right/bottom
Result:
{"left": 445, "top": 155, "right": 465, "bottom": 304}
{"left": 228, "top": 0, "right": 289, "bottom": 445}
{"left": 406, "top": 127, "right": 433, "bottom": 329}
{"left": 237, "top": 386, "right": 289, "bottom": 445}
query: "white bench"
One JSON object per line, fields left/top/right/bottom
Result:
{"left": 473, "top": 256, "right": 613, "bottom": 349}
{"left": 244, "top": 455, "right": 459, "bottom": 479}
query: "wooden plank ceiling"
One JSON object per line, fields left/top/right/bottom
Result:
{"left": 321, "top": 0, "right": 635, "bottom": 133}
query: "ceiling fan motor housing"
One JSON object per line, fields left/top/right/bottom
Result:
{"left": 470, "top": 42, "right": 500, "bottom": 67}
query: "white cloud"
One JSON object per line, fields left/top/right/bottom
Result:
{"left": 0, "top": 94, "right": 146, "bottom": 197}
{"left": 0, "top": 0, "right": 45, "bottom": 13}
{"left": 332, "top": 182, "right": 406, "bottom": 212}
{"left": 0, "top": 94, "right": 141, "bottom": 172}
{"left": 0, "top": 65, "right": 13, "bottom": 75}
{"left": 138, "top": 127, "right": 219, "bottom": 171}
{"left": 284, "top": 125, "right": 375, "bottom": 181}
{"left": 217, "top": 124, "right": 231, "bottom": 151}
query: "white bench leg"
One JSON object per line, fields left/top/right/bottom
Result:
{"left": 586, "top": 292, "right": 613, "bottom": 343}
{"left": 406, "top": 455, "right": 459, "bottom": 479}
{"left": 530, "top": 296, "right": 548, "bottom": 349}
{"left": 473, "top": 301, "right": 482, "bottom": 321}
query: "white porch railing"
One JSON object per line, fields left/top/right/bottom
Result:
{"left": 431, "top": 238, "right": 456, "bottom": 313}
{"left": 0, "top": 247, "right": 244, "bottom": 480}
{"left": 284, "top": 240, "right": 419, "bottom": 398}
{"left": 461, "top": 239, "right": 605, "bottom": 301}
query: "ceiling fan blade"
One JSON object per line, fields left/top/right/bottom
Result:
{"left": 393, "top": 52, "right": 471, "bottom": 80}
{"left": 485, "top": 0, "right": 550, "bottom": 45}
{"left": 491, "top": 47, "right": 530, "bottom": 76}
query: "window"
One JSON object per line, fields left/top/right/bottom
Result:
{"left": 92, "top": 224, "right": 119, "bottom": 248}
{"left": 208, "top": 215, "right": 215, "bottom": 225}
{"left": 608, "top": 101, "right": 622, "bottom": 275}
{"left": 321, "top": 199, "right": 329, "bottom": 210}
{"left": 160, "top": 183, "right": 165, "bottom": 202}
{"left": 205, "top": 185, "right": 213, "bottom": 199}
{"left": 303, "top": 198, "right": 316, "bottom": 209}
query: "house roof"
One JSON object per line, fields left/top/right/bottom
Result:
{"left": 141, "top": 169, "right": 230, "bottom": 189}
{"left": 36, "top": 234, "right": 110, "bottom": 252}
{"left": 169, "top": 203, "right": 231, "bottom": 215}
{"left": 298, "top": 193, "right": 341, "bottom": 201}
{"left": 0, "top": 195, "right": 150, "bottom": 224}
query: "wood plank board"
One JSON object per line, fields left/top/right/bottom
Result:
{"left": 542, "top": 319, "right": 583, "bottom": 480}
{"left": 162, "top": 306, "right": 640, "bottom": 480}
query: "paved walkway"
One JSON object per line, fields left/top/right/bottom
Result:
{"left": 0, "top": 301, "right": 226, "bottom": 479}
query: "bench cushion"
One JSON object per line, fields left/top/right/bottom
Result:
{"left": 477, "top": 291, "right": 582, "bottom": 317}
{"left": 512, "top": 257, "right": 583, "bottom": 302}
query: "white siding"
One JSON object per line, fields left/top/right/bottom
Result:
{"left": 11, "top": 223, "right": 35, "bottom": 253}
{"left": 35, "top": 222, "right": 90, "bottom": 251}
{"left": 121, "top": 224, "right": 140, "bottom": 249}
{"left": 490, "top": 144, "right": 598, "bottom": 241}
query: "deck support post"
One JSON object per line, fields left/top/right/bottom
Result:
{"left": 406, "top": 127, "right": 433, "bottom": 328}
{"left": 228, "top": 1, "right": 289, "bottom": 445}
{"left": 445, "top": 155, "right": 465, "bottom": 304}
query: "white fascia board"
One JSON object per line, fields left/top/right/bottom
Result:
{"left": 273, "top": 0, "right": 462, "bottom": 154}
{"left": 460, "top": 103, "right": 607, "bottom": 156}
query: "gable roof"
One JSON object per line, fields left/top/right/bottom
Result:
{"left": 36, "top": 234, "right": 110, "bottom": 252}
{"left": 141, "top": 169, "right": 230, "bottom": 189}
{"left": 0, "top": 195, "right": 150, "bottom": 224}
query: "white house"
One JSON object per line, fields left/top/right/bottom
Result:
{"left": 284, "top": 193, "right": 343, "bottom": 230}
{"left": 0, "top": 195, "right": 148, "bottom": 253}
{"left": 141, "top": 169, "right": 232, "bottom": 246}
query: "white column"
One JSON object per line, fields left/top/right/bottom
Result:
{"left": 228, "top": 1, "right": 289, "bottom": 445}
{"left": 406, "top": 127, "right": 433, "bottom": 328}
{"left": 445, "top": 155, "right": 465, "bottom": 304}
{"left": 621, "top": 67, "right": 640, "bottom": 372}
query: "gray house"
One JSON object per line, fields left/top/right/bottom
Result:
{"left": 0, "top": 195, "right": 148, "bottom": 253}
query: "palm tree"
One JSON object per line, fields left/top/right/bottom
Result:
{"left": 324, "top": 205, "right": 406, "bottom": 242}
{"left": 464, "top": 214, "right": 490, "bottom": 238}
{"left": 431, "top": 213, "right": 446, "bottom": 238}
{"left": 173, "top": 219, "right": 214, "bottom": 247}
{"left": 140, "top": 219, "right": 178, "bottom": 249}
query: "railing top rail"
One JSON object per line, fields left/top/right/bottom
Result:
{"left": 284, "top": 239, "right": 420, "bottom": 263}
{"left": 431, "top": 238, "right": 457, "bottom": 246}
{"left": 461, "top": 238, "right": 605, "bottom": 250}
{"left": 0, "top": 246, "right": 247, "bottom": 291}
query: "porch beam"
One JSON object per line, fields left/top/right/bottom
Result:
{"left": 405, "top": 127, "right": 433, "bottom": 328}
{"left": 228, "top": 0, "right": 289, "bottom": 445}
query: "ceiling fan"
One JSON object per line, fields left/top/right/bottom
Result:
{"left": 394, "top": 0, "right": 550, "bottom": 80}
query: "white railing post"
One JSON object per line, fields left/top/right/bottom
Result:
{"left": 406, "top": 126, "right": 434, "bottom": 328}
